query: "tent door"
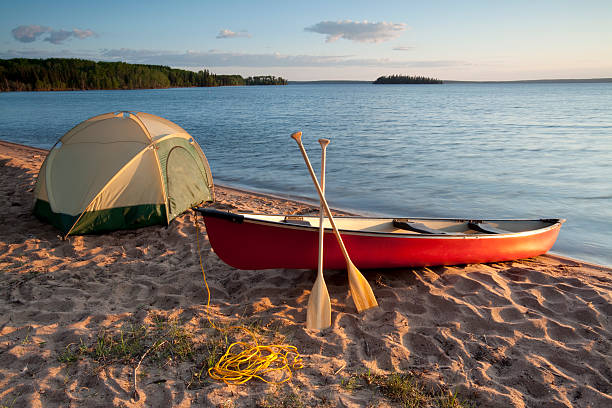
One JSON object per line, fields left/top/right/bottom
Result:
{"left": 165, "top": 146, "right": 209, "bottom": 220}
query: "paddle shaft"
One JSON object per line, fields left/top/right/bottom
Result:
{"left": 293, "top": 131, "right": 377, "bottom": 313}
{"left": 317, "top": 139, "right": 330, "bottom": 278}
{"left": 291, "top": 132, "right": 352, "bottom": 264}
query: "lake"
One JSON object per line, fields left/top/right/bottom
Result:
{"left": 1, "top": 83, "right": 611, "bottom": 266}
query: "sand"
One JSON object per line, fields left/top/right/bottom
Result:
{"left": 1, "top": 140, "right": 611, "bottom": 408}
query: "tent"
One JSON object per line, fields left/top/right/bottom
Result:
{"left": 33, "top": 111, "right": 214, "bottom": 236}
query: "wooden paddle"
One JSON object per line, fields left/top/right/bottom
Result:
{"left": 291, "top": 131, "right": 378, "bottom": 313}
{"left": 306, "top": 138, "right": 332, "bottom": 330}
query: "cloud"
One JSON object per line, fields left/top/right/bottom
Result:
{"left": 73, "top": 28, "right": 96, "bottom": 40}
{"left": 216, "top": 29, "right": 252, "bottom": 39}
{"left": 97, "top": 48, "right": 465, "bottom": 69}
{"left": 393, "top": 46, "right": 415, "bottom": 51}
{"left": 0, "top": 48, "right": 99, "bottom": 59}
{"left": 100, "top": 48, "right": 351, "bottom": 67}
{"left": 0, "top": 47, "right": 467, "bottom": 72}
{"left": 44, "top": 30, "right": 73, "bottom": 44}
{"left": 100, "top": 48, "right": 176, "bottom": 59}
{"left": 305, "top": 20, "right": 406, "bottom": 43}
{"left": 11, "top": 25, "right": 51, "bottom": 42}
{"left": 11, "top": 25, "right": 96, "bottom": 44}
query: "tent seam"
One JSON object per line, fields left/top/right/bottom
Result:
{"left": 128, "top": 112, "right": 171, "bottom": 225}
{"left": 60, "top": 111, "right": 122, "bottom": 144}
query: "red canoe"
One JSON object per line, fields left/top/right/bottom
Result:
{"left": 195, "top": 208, "right": 564, "bottom": 270}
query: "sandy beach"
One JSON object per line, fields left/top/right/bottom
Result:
{"left": 1, "top": 140, "right": 611, "bottom": 407}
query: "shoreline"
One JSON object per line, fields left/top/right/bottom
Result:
{"left": 2, "top": 139, "right": 610, "bottom": 270}
{"left": 214, "top": 182, "right": 612, "bottom": 270}
{"left": 1, "top": 139, "right": 611, "bottom": 407}
{"left": 1, "top": 78, "right": 611, "bottom": 94}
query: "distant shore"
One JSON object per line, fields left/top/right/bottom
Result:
{"left": 0, "top": 58, "right": 287, "bottom": 92}
{"left": 289, "top": 78, "right": 612, "bottom": 84}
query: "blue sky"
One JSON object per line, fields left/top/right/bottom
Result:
{"left": 1, "top": 0, "right": 611, "bottom": 80}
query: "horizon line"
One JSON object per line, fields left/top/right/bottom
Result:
{"left": 288, "top": 78, "right": 612, "bottom": 84}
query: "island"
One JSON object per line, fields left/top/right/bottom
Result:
{"left": 0, "top": 58, "right": 287, "bottom": 91}
{"left": 374, "top": 75, "right": 443, "bottom": 84}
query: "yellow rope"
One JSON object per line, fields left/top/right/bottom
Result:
{"left": 194, "top": 212, "right": 303, "bottom": 385}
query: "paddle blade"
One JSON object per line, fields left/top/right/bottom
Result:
{"left": 347, "top": 261, "right": 378, "bottom": 312}
{"left": 306, "top": 276, "right": 332, "bottom": 330}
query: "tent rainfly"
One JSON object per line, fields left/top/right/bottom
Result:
{"left": 33, "top": 111, "right": 214, "bottom": 236}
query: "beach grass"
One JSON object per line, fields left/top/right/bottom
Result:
{"left": 54, "top": 311, "right": 302, "bottom": 391}
{"left": 257, "top": 388, "right": 307, "bottom": 408}
{"left": 0, "top": 396, "right": 17, "bottom": 408}
{"left": 342, "top": 369, "right": 475, "bottom": 408}
{"left": 56, "top": 315, "right": 197, "bottom": 366}
{"left": 187, "top": 331, "right": 230, "bottom": 389}
{"left": 58, "top": 322, "right": 475, "bottom": 407}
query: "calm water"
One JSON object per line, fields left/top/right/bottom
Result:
{"left": 1, "top": 84, "right": 611, "bottom": 266}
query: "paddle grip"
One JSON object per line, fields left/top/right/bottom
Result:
{"left": 292, "top": 136, "right": 350, "bottom": 262}
{"left": 318, "top": 138, "right": 330, "bottom": 148}
{"left": 291, "top": 131, "right": 302, "bottom": 143}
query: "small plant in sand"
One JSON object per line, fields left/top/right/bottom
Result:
{"left": 257, "top": 386, "right": 306, "bottom": 408}
{"left": 187, "top": 331, "right": 230, "bottom": 389}
{"left": 91, "top": 318, "right": 195, "bottom": 365}
{"left": 56, "top": 316, "right": 196, "bottom": 367}
{"left": 92, "top": 325, "right": 148, "bottom": 364}
{"left": 0, "top": 396, "right": 17, "bottom": 408}
{"left": 231, "top": 313, "right": 291, "bottom": 341}
{"left": 437, "top": 390, "right": 473, "bottom": 408}
{"left": 340, "top": 375, "right": 363, "bottom": 391}
{"left": 149, "top": 316, "right": 195, "bottom": 364}
{"left": 341, "top": 370, "right": 475, "bottom": 408}
{"left": 378, "top": 373, "right": 428, "bottom": 406}
{"left": 20, "top": 327, "right": 32, "bottom": 345}
{"left": 57, "top": 339, "right": 88, "bottom": 364}
{"left": 218, "top": 400, "right": 235, "bottom": 408}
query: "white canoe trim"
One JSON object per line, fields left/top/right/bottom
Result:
{"left": 240, "top": 213, "right": 565, "bottom": 240}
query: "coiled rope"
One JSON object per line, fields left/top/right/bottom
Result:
{"left": 194, "top": 211, "right": 303, "bottom": 385}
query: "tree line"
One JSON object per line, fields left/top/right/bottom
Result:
{"left": 374, "top": 75, "right": 443, "bottom": 84}
{"left": 246, "top": 75, "right": 288, "bottom": 85}
{"left": 0, "top": 58, "right": 288, "bottom": 91}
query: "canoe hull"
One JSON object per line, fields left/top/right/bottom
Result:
{"left": 199, "top": 210, "right": 563, "bottom": 270}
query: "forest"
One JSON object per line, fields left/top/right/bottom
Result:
{"left": 374, "top": 75, "right": 443, "bottom": 84}
{"left": 0, "top": 58, "right": 287, "bottom": 91}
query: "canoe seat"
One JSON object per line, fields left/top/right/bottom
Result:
{"left": 282, "top": 216, "right": 312, "bottom": 227}
{"left": 393, "top": 219, "right": 452, "bottom": 235}
{"left": 468, "top": 222, "right": 511, "bottom": 234}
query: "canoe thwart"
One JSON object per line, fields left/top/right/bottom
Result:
{"left": 282, "top": 216, "right": 312, "bottom": 227}
{"left": 393, "top": 219, "right": 453, "bottom": 235}
{"left": 468, "top": 221, "right": 511, "bottom": 234}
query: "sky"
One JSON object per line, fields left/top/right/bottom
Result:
{"left": 1, "top": 0, "right": 611, "bottom": 81}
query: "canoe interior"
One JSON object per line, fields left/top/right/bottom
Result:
{"left": 245, "top": 214, "right": 560, "bottom": 236}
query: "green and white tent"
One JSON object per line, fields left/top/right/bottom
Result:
{"left": 33, "top": 111, "right": 214, "bottom": 236}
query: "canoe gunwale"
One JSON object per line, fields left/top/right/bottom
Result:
{"left": 195, "top": 208, "right": 244, "bottom": 223}
{"left": 196, "top": 207, "right": 565, "bottom": 269}
{"left": 196, "top": 208, "right": 565, "bottom": 240}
